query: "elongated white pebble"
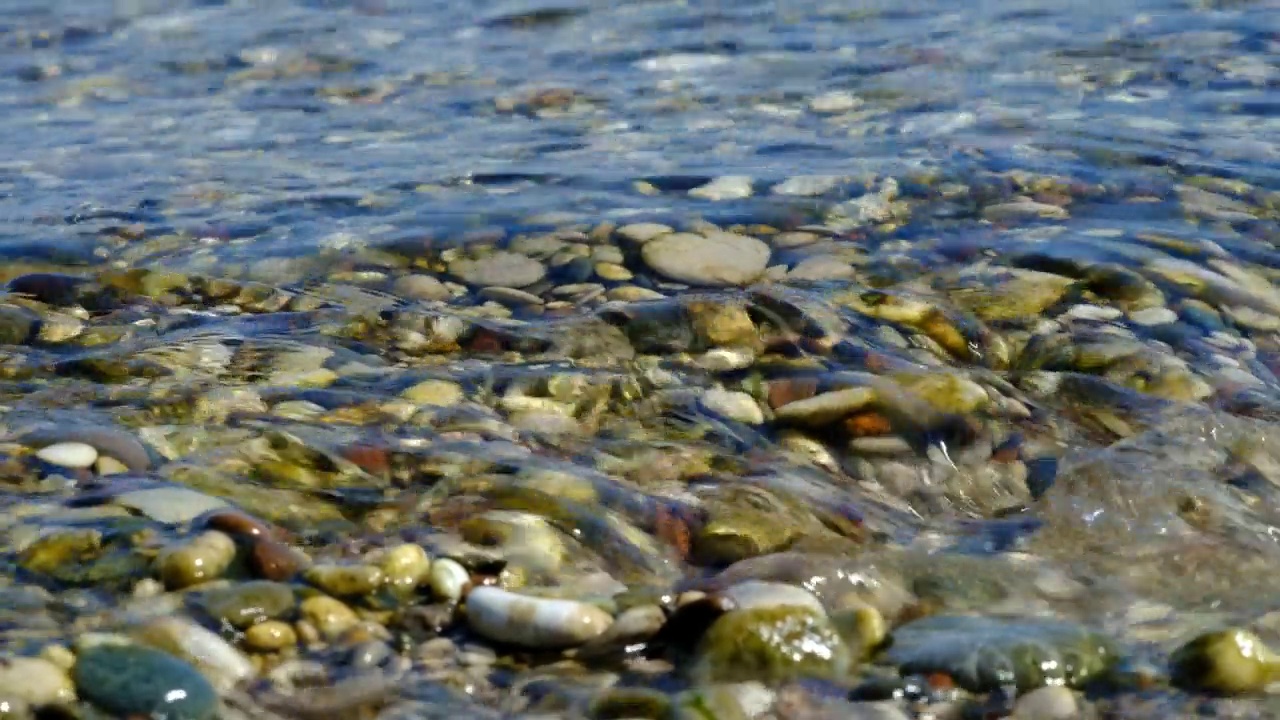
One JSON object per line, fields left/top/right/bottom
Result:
{"left": 465, "top": 586, "right": 613, "bottom": 648}
{"left": 35, "top": 441, "right": 99, "bottom": 469}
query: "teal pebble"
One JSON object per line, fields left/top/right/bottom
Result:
{"left": 73, "top": 644, "right": 218, "bottom": 720}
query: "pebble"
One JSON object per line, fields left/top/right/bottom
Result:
{"left": 478, "top": 286, "right": 544, "bottom": 307}
{"left": 428, "top": 557, "right": 471, "bottom": 602}
{"left": 201, "top": 581, "right": 295, "bottom": 629}
{"left": 305, "top": 564, "right": 385, "bottom": 596}
{"left": 299, "top": 595, "right": 360, "bottom": 640}
{"left": 449, "top": 251, "right": 546, "bottom": 288}
{"left": 156, "top": 531, "right": 237, "bottom": 589}
{"left": 700, "top": 388, "right": 764, "bottom": 425}
{"left": 243, "top": 620, "right": 298, "bottom": 652}
{"left": 34, "top": 441, "right": 98, "bottom": 469}
{"left": 20, "top": 426, "right": 151, "bottom": 470}
{"left": 772, "top": 175, "right": 843, "bottom": 196}
{"left": 641, "top": 231, "right": 771, "bottom": 287}
{"left": 721, "top": 581, "right": 827, "bottom": 615}
{"left": 615, "top": 223, "right": 673, "bottom": 244}
{"left": 465, "top": 586, "right": 613, "bottom": 649}
{"left": 1129, "top": 306, "right": 1179, "bottom": 326}
{"left": 114, "top": 486, "right": 230, "bottom": 525}
{"left": 689, "top": 175, "right": 754, "bottom": 201}
{"left": 0, "top": 655, "right": 75, "bottom": 707}
{"left": 401, "top": 379, "right": 464, "bottom": 406}
{"left": 982, "top": 198, "right": 1070, "bottom": 222}
{"left": 132, "top": 617, "right": 254, "bottom": 692}
{"left": 774, "top": 387, "right": 877, "bottom": 426}
{"left": 594, "top": 262, "right": 633, "bottom": 281}
{"left": 1013, "top": 686, "right": 1079, "bottom": 719}
{"left": 393, "top": 273, "right": 451, "bottom": 302}
{"left": 73, "top": 644, "right": 218, "bottom": 720}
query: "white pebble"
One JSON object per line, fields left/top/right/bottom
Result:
{"left": 700, "top": 388, "right": 764, "bottom": 425}
{"left": 428, "top": 558, "right": 470, "bottom": 603}
{"left": 1128, "top": 306, "right": 1178, "bottom": 326}
{"left": 1013, "top": 685, "right": 1078, "bottom": 719}
{"left": 35, "top": 441, "right": 98, "bottom": 469}
{"left": 689, "top": 175, "right": 754, "bottom": 201}
{"left": 465, "top": 586, "right": 612, "bottom": 649}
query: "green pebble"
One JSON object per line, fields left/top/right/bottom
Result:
{"left": 74, "top": 644, "right": 218, "bottom": 720}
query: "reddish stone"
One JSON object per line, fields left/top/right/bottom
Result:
{"left": 843, "top": 411, "right": 893, "bottom": 437}
{"left": 341, "top": 443, "right": 391, "bottom": 475}
{"left": 250, "top": 538, "right": 306, "bottom": 581}
{"left": 767, "top": 378, "right": 819, "bottom": 410}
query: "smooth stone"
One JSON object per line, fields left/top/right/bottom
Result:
{"left": 773, "top": 175, "right": 843, "bottom": 196}
{"left": 298, "top": 595, "right": 359, "bottom": 640}
{"left": 478, "top": 286, "right": 544, "bottom": 307}
{"left": 156, "top": 531, "right": 237, "bottom": 589}
{"left": 1013, "top": 686, "right": 1079, "bottom": 719}
{"left": 449, "top": 252, "right": 546, "bottom": 288}
{"left": 376, "top": 543, "right": 431, "bottom": 589}
{"left": 243, "top": 620, "right": 298, "bottom": 652}
{"left": 35, "top": 441, "right": 98, "bottom": 469}
{"left": 73, "top": 644, "right": 218, "bottom": 720}
{"left": 132, "top": 617, "right": 253, "bottom": 692}
{"left": 465, "top": 586, "right": 613, "bottom": 649}
{"left": 305, "top": 564, "right": 384, "bottom": 597}
{"left": 700, "top": 388, "right": 764, "bottom": 425}
{"left": 393, "top": 273, "right": 451, "bottom": 302}
{"left": 95, "top": 455, "right": 130, "bottom": 476}
{"left": 1128, "top": 306, "right": 1179, "bottom": 326}
{"left": 692, "top": 605, "right": 851, "bottom": 684}
{"left": 428, "top": 557, "right": 470, "bottom": 603}
{"left": 720, "top": 581, "right": 826, "bottom": 616}
{"left": 114, "top": 486, "right": 230, "bottom": 524}
{"left": 201, "top": 581, "right": 295, "bottom": 630}
{"left": 20, "top": 426, "right": 151, "bottom": 470}
{"left": 594, "top": 262, "right": 633, "bottom": 281}
{"left": 982, "top": 199, "right": 1069, "bottom": 222}
{"left": 401, "top": 379, "right": 464, "bottom": 406}
{"left": 774, "top": 387, "right": 877, "bottom": 426}
{"left": 689, "top": 175, "right": 754, "bottom": 201}
{"left": 787, "top": 255, "right": 857, "bottom": 281}
{"left": 616, "top": 223, "right": 673, "bottom": 244}
{"left": 0, "top": 656, "right": 75, "bottom": 707}
{"left": 641, "top": 231, "right": 770, "bottom": 287}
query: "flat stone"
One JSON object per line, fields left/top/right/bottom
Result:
{"left": 641, "top": 231, "right": 770, "bottom": 287}
{"left": 788, "top": 255, "right": 857, "bottom": 282}
{"left": 73, "top": 644, "right": 218, "bottom": 720}
{"left": 615, "top": 223, "right": 673, "bottom": 244}
{"left": 449, "top": 251, "right": 546, "bottom": 288}
{"left": 774, "top": 387, "right": 877, "bottom": 426}
{"left": 0, "top": 655, "right": 75, "bottom": 707}
{"left": 982, "top": 198, "right": 1069, "bottom": 222}
{"left": 113, "top": 486, "right": 231, "bottom": 525}
{"left": 701, "top": 388, "right": 764, "bottom": 425}
{"left": 478, "top": 286, "right": 544, "bottom": 307}
{"left": 772, "top": 175, "right": 843, "bottom": 196}
{"left": 689, "top": 175, "right": 754, "bottom": 201}
{"left": 393, "top": 273, "right": 451, "bottom": 302}
{"left": 20, "top": 425, "right": 151, "bottom": 471}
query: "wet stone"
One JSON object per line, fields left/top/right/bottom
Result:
{"left": 200, "top": 580, "right": 296, "bottom": 629}
{"left": 641, "top": 231, "right": 771, "bottom": 287}
{"left": 449, "top": 251, "right": 546, "bottom": 288}
{"left": 73, "top": 644, "right": 218, "bottom": 720}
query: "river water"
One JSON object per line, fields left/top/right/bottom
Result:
{"left": 1, "top": 1, "right": 1280, "bottom": 718}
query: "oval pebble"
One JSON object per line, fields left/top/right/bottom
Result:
{"left": 428, "top": 557, "right": 470, "bottom": 603}
{"left": 465, "top": 586, "right": 613, "bottom": 649}
{"left": 73, "top": 644, "right": 218, "bottom": 720}
{"left": 0, "top": 655, "right": 75, "bottom": 707}
{"left": 35, "top": 442, "right": 98, "bottom": 469}
{"left": 20, "top": 426, "right": 151, "bottom": 471}
{"left": 132, "top": 617, "right": 253, "bottom": 692}
{"left": 641, "top": 231, "right": 770, "bottom": 287}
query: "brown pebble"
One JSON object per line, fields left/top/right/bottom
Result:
{"left": 767, "top": 378, "right": 819, "bottom": 410}
{"left": 251, "top": 538, "right": 308, "bottom": 581}
{"left": 843, "top": 411, "right": 893, "bottom": 437}
{"left": 340, "top": 443, "right": 391, "bottom": 475}
{"left": 202, "top": 509, "right": 273, "bottom": 539}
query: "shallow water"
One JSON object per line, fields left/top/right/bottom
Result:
{"left": 2, "top": 1, "right": 1280, "bottom": 718}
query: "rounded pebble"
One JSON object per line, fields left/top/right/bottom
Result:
{"left": 0, "top": 655, "right": 75, "bottom": 707}
{"left": 641, "top": 231, "right": 771, "bottom": 287}
{"left": 428, "top": 557, "right": 470, "bottom": 603}
{"left": 73, "top": 644, "right": 218, "bottom": 720}
{"left": 34, "top": 441, "right": 98, "bottom": 469}
{"left": 465, "top": 586, "right": 613, "bottom": 649}
{"left": 299, "top": 595, "right": 360, "bottom": 640}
